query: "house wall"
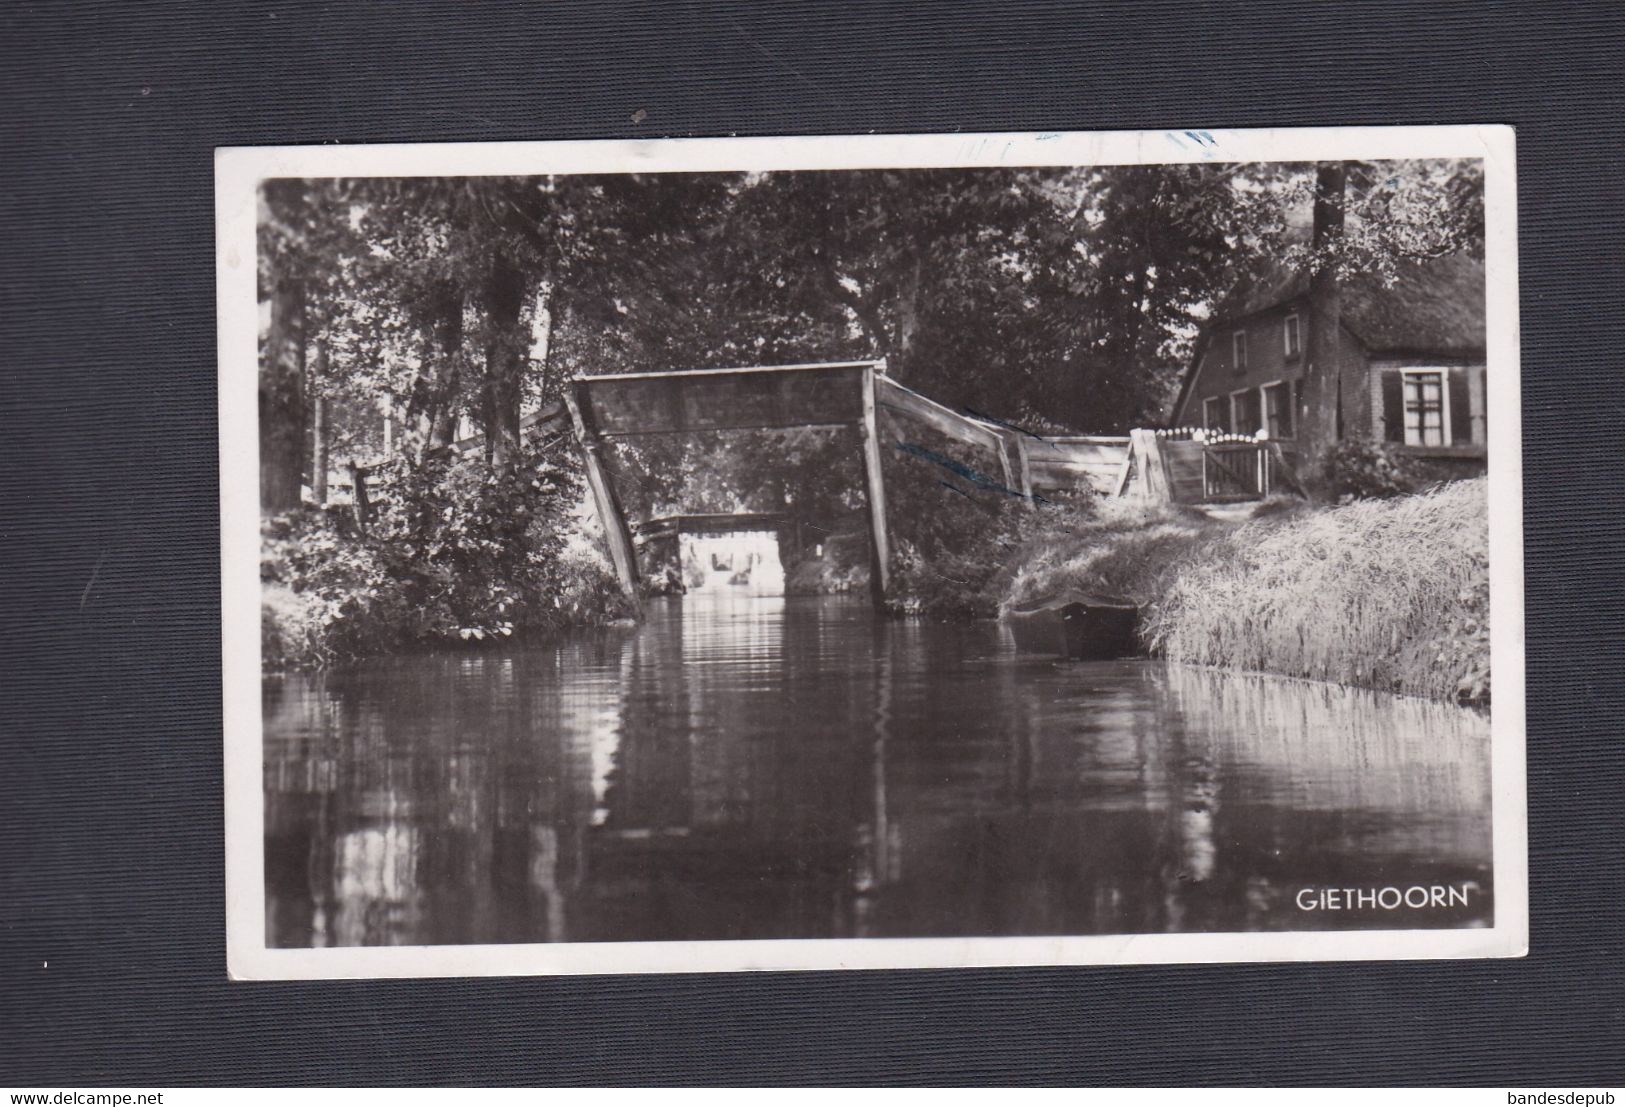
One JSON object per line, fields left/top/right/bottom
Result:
{"left": 1179, "top": 302, "right": 1486, "bottom": 472}
{"left": 1180, "top": 301, "right": 1351, "bottom": 443}
{"left": 1178, "top": 300, "right": 1309, "bottom": 429}
{"left": 1340, "top": 332, "right": 1373, "bottom": 438}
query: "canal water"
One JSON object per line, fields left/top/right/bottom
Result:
{"left": 264, "top": 593, "right": 1493, "bottom": 947}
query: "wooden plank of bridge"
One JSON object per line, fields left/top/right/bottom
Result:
{"left": 995, "top": 434, "right": 1017, "bottom": 496}
{"left": 874, "top": 374, "right": 1025, "bottom": 507}
{"left": 584, "top": 362, "right": 870, "bottom": 437}
{"left": 859, "top": 364, "right": 891, "bottom": 607}
{"left": 564, "top": 382, "right": 641, "bottom": 600}
{"left": 1015, "top": 435, "right": 1035, "bottom": 503}
{"left": 874, "top": 376, "right": 1008, "bottom": 459}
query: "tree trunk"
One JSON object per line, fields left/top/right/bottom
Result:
{"left": 532, "top": 283, "right": 557, "bottom": 400}
{"left": 1120, "top": 258, "right": 1150, "bottom": 425}
{"left": 427, "top": 285, "right": 465, "bottom": 452}
{"left": 349, "top": 461, "right": 370, "bottom": 533}
{"left": 482, "top": 255, "right": 528, "bottom": 469}
{"left": 891, "top": 254, "right": 924, "bottom": 373}
{"left": 844, "top": 288, "right": 890, "bottom": 364}
{"left": 1300, "top": 162, "right": 1346, "bottom": 458}
{"left": 429, "top": 401, "right": 460, "bottom": 453}
{"left": 311, "top": 373, "right": 328, "bottom": 506}
{"left": 260, "top": 277, "right": 306, "bottom": 512}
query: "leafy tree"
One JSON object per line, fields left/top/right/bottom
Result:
{"left": 258, "top": 177, "right": 373, "bottom": 511}
{"left": 1292, "top": 158, "right": 1484, "bottom": 455}
{"left": 1039, "top": 163, "right": 1288, "bottom": 430}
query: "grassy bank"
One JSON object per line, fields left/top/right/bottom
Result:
{"left": 1003, "top": 478, "right": 1490, "bottom": 706}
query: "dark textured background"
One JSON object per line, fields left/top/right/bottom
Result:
{"left": 3, "top": 0, "right": 1622, "bottom": 1086}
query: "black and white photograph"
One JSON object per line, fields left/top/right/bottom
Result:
{"left": 218, "top": 127, "right": 1525, "bottom": 977}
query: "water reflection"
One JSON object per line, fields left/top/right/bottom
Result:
{"left": 264, "top": 594, "right": 1492, "bottom": 946}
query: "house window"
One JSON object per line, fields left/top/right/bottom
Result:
{"left": 1231, "top": 331, "right": 1248, "bottom": 374}
{"left": 1203, "top": 396, "right": 1229, "bottom": 433}
{"left": 1263, "top": 381, "right": 1294, "bottom": 438}
{"left": 1230, "top": 389, "right": 1262, "bottom": 437}
{"left": 1283, "top": 314, "right": 1301, "bottom": 359}
{"left": 1402, "top": 370, "right": 1450, "bottom": 447}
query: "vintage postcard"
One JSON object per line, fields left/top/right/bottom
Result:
{"left": 219, "top": 125, "right": 1525, "bottom": 978}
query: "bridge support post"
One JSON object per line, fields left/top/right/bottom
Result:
{"left": 1011, "top": 435, "right": 1034, "bottom": 504}
{"left": 564, "top": 383, "right": 641, "bottom": 601}
{"left": 859, "top": 364, "right": 891, "bottom": 609}
{"left": 993, "top": 435, "right": 1016, "bottom": 497}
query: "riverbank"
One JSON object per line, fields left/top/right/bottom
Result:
{"left": 263, "top": 453, "right": 1489, "bottom": 706}
{"left": 260, "top": 449, "right": 631, "bottom": 670}
{"left": 1001, "top": 478, "right": 1490, "bottom": 706}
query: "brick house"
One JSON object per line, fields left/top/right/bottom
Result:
{"left": 1169, "top": 252, "right": 1487, "bottom": 470}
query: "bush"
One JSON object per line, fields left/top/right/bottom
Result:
{"left": 876, "top": 408, "right": 1112, "bottom": 618}
{"left": 261, "top": 440, "right": 630, "bottom": 669}
{"left": 261, "top": 508, "right": 410, "bottom": 666}
{"left": 1318, "top": 438, "right": 1426, "bottom": 501}
{"left": 785, "top": 532, "right": 871, "bottom": 595}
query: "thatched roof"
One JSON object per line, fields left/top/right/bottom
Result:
{"left": 1342, "top": 253, "right": 1487, "bottom": 353}
{"left": 1215, "top": 251, "right": 1487, "bottom": 354}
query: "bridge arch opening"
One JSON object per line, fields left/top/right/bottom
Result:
{"left": 681, "top": 529, "right": 786, "bottom": 596}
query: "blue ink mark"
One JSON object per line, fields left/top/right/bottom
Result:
{"left": 1036, "top": 132, "right": 1061, "bottom": 141}
{"left": 895, "top": 442, "right": 1047, "bottom": 503}
{"left": 1169, "top": 130, "right": 1218, "bottom": 160}
{"left": 895, "top": 442, "right": 1022, "bottom": 497}
{"left": 962, "top": 408, "right": 1048, "bottom": 443}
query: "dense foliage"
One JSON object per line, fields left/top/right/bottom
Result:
{"left": 261, "top": 443, "right": 628, "bottom": 669}
{"left": 1317, "top": 438, "right": 1429, "bottom": 501}
{"left": 263, "top": 160, "right": 1480, "bottom": 493}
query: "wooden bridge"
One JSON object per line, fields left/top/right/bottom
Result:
{"left": 565, "top": 361, "right": 891, "bottom": 605}
{"left": 332, "top": 360, "right": 1300, "bottom": 606}
{"left": 544, "top": 360, "right": 1155, "bottom": 606}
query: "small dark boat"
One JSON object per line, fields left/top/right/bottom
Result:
{"left": 1004, "top": 588, "right": 1140, "bottom": 660}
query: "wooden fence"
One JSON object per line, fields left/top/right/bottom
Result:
{"left": 1119, "top": 428, "right": 1303, "bottom": 505}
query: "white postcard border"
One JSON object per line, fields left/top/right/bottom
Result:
{"left": 218, "top": 124, "right": 1526, "bottom": 979}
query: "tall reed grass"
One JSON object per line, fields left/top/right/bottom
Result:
{"left": 1004, "top": 479, "right": 1490, "bottom": 705}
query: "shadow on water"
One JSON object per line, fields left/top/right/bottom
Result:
{"left": 263, "top": 593, "right": 1492, "bottom": 947}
